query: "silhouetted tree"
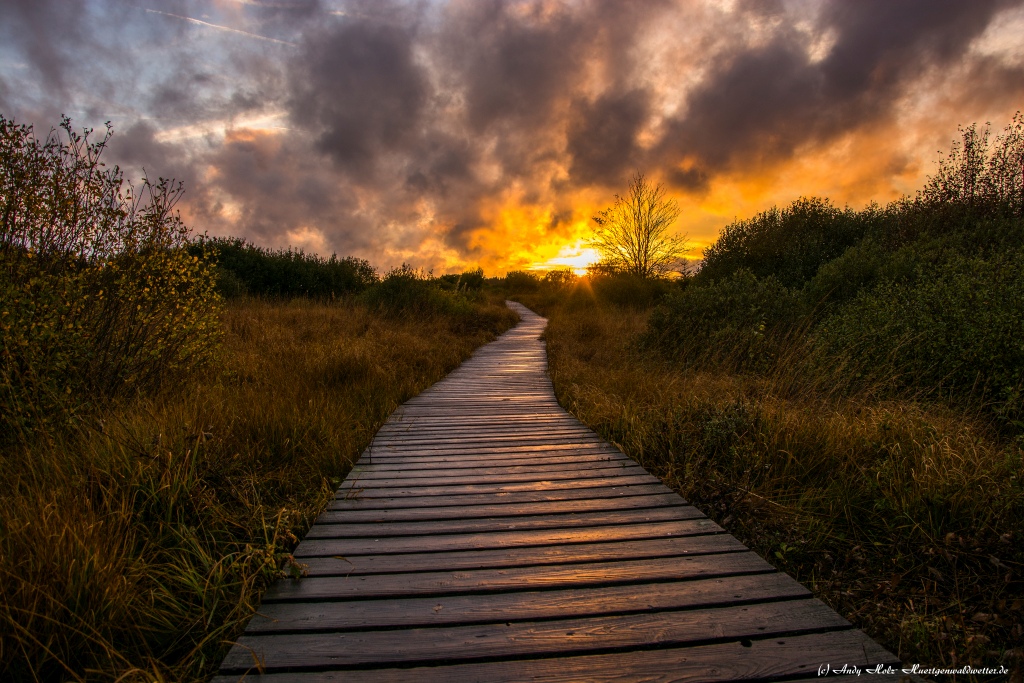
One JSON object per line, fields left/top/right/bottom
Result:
{"left": 589, "top": 172, "right": 688, "bottom": 278}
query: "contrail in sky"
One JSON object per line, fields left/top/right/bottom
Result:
{"left": 144, "top": 8, "right": 296, "bottom": 46}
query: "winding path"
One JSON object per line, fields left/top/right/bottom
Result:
{"left": 215, "top": 302, "right": 901, "bottom": 682}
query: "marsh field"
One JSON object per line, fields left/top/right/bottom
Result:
{"left": 2, "top": 114, "right": 1023, "bottom": 681}
{"left": 0, "top": 294, "right": 517, "bottom": 681}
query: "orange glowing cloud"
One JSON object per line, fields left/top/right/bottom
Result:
{"left": 24, "top": 0, "right": 1017, "bottom": 276}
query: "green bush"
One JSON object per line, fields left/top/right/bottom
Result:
{"left": 191, "top": 237, "right": 376, "bottom": 299}
{"left": 921, "top": 112, "right": 1024, "bottom": 211}
{"left": 542, "top": 268, "right": 576, "bottom": 287}
{"left": 0, "top": 116, "right": 220, "bottom": 439}
{"left": 590, "top": 272, "right": 673, "bottom": 309}
{"left": 645, "top": 269, "right": 805, "bottom": 371}
{"left": 698, "top": 197, "right": 868, "bottom": 288}
{"left": 360, "top": 264, "right": 475, "bottom": 318}
{"left": 437, "top": 267, "right": 485, "bottom": 292}
{"left": 815, "top": 252, "right": 1024, "bottom": 421}
{"left": 801, "top": 236, "right": 920, "bottom": 311}
{"left": 642, "top": 115, "right": 1024, "bottom": 426}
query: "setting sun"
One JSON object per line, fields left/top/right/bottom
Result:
{"left": 530, "top": 243, "right": 602, "bottom": 275}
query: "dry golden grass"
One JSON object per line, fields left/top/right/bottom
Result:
{"left": 532, "top": 297, "right": 1023, "bottom": 675}
{"left": 0, "top": 296, "right": 516, "bottom": 681}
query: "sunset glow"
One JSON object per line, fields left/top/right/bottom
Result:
{"left": 2, "top": 1, "right": 1021, "bottom": 274}
{"left": 530, "top": 243, "right": 603, "bottom": 276}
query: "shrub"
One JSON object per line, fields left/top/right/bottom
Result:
{"left": 698, "top": 197, "right": 867, "bottom": 288}
{"left": 541, "top": 268, "right": 576, "bottom": 287}
{"left": 814, "top": 251, "right": 1024, "bottom": 422}
{"left": 437, "top": 268, "right": 485, "bottom": 292}
{"left": 503, "top": 270, "right": 541, "bottom": 294}
{"left": 191, "top": 237, "right": 376, "bottom": 299}
{"left": 360, "top": 264, "right": 474, "bottom": 318}
{"left": 921, "top": 111, "right": 1024, "bottom": 211}
{"left": 645, "top": 269, "right": 805, "bottom": 371}
{"left": 458, "top": 267, "right": 484, "bottom": 290}
{"left": 590, "top": 272, "right": 673, "bottom": 309}
{"left": 0, "top": 116, "right": 220, "bottom": 439}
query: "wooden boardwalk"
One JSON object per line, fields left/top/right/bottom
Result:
{"left": 216, "top": 302, "right": 903, "bottom": 682}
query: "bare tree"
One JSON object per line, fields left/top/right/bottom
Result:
{"left": 589, "top": 172, "right": 688, "bottom": 278}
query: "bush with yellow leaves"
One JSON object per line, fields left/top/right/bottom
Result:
{"left": 1, "top": 115, "right": 220, "bottom": 439}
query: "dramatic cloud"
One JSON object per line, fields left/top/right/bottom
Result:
{"left": 2, "top": 0, "right": 1022, "bottom": 272}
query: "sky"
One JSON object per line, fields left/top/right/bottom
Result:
{"left": 2, "top": 0, "right": 1023, "bottom": 275}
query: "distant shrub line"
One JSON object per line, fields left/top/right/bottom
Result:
{"left": 189, "top": 237, "right": 376, "bottom": 299}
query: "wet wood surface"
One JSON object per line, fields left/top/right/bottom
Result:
{"left": 216, "top": 302, "right": 900, "bottom": 681}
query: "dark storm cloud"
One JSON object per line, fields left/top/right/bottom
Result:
{"left": 0, "top": 0, "right": 92, "bottom": 96}
{"left": 105, "top": 121, "right": 205, "bottom": 213}
{"left": 4, "top": 0, "right": 1023, "bottom": 269}
{"left": 287, "top": 14, "right": 428, "bottom": 176}
{"left": 656, "top": 0, "right": 1019, "bottom": 182}
{"left": 435, "top": 1, "right": 589, "bottom": 133}
{"left": 267, "top": 0, "right": 1024, "bottom": 256}
{"left": 819, "top": 0, "right": 1006, "bottom": 97}
{"left": 567, "top": 89, "right": 651, "bottom": 186}
{"left": 201, "top": 129, "right": 371, "bottom": 249}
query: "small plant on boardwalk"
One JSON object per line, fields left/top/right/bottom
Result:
{"left": 0, "top": 115, "right": 220, "bottom": 440}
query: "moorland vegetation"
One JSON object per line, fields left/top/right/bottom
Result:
{"left": 0, "top": 116, "right": 515, "bottom": 681}
{"left": 511, "top": 115, "right": 1024, "bottom": 672}
{"left": 4, "top": 108, "right": 1022, "bottom": 680}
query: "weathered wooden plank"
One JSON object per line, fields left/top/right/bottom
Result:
{"left": 211, "top": 630, "right": 900, "bottom": 683}
{"left": 370, "top": 439, "right": 611, "bottom": 454}
{"left": 371, "top": 432, "right": 598, "bottom": 444}
{"left": 245, "top": 572, "right": 810, "bottom": 632}
{"left": 360, "top": 442, "right": 622, "bottom": 457}
{"left": 355, "top": 452, "right": 629, "bottom": 471}
{"left": 263, "top": 552, "right": 771, "bottom": 602}
{"left": 375, "top": 421, "right": 587, "bottom": 434}
{"left": 294, "top": 518, "right": 723, "bottom": 557}
{"left": 297, "top": 535, "right": 747, "bottom": 575}
{"left": 221, "top": 599, "right": 850, "bottom": 672}
{"left": 320, "top": 492, "right": 688, "bottom": 522}
{"left": 307, "top": 505, "right": 703, "bottom": 537}
{"left": 339, "top": 467, "right": 650, "bottom": 489}
{"left": 328, "top": 483, "right": 675, "bottom": 510}
{"left": 349, "top": 460, "right": 634, "bottom": 480}
{"left": 364, "top": 443, "right": 619, "bottom": 457}
{"left": 335, "top": 473, "right": 661, "bottom": 498}
{"left": 360, "top": 447, "right": 624, "bottom": 463}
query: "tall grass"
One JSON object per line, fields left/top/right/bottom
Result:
{"left": 0, "top": 296, "right": 517, "bottom": 681}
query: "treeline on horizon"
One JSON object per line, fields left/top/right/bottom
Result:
{"left": 98, "top": 108, "right": 1024, "bottom": 432}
